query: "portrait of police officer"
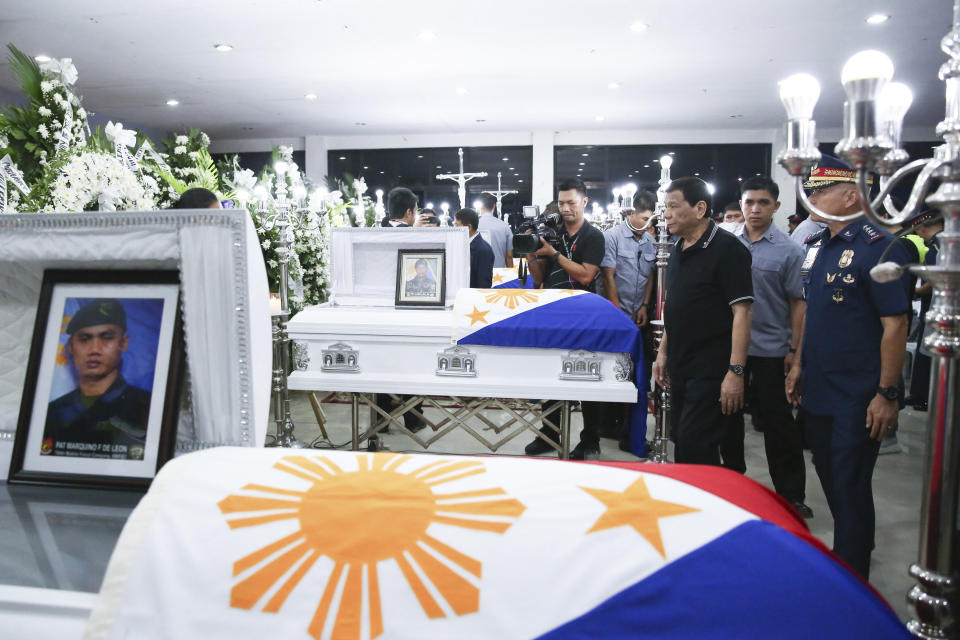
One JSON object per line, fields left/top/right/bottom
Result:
{"left": 43, "top": 298, "right": 152, "bottom": 459}
{"left": 524, "top": 177, "right": 607, "bottom": 459}
{"left": 785, "top": 155, "right": 911, "bottom": 579}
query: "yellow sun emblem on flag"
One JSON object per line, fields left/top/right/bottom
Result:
{"left": 218, "top": 453, "right": 525, "bottom": 640}
{"left": 480, "top": 288, "right": 543, "bottom": 309}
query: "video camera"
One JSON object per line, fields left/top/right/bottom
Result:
{"left": 512, "top": 205, "right": 564, "bottom": 256}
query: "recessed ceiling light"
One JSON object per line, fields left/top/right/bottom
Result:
{"left": 694, "top": 172, "right": 700, "bottom": 176}
{"left": 737, "top": 177, "right": 743, "bottom": 181}
{"left": 608, "top": 82, "right": 620, "bottom": 90}
{"left": 305, "top": 93, "right": 318, "bottom": 100}
{"left": 579, "top": 162, "right": 585, "bottom": 166}
{"left": 595, "top": 115, "right": 605, "bottom": 122}
{"left": 166, "top": 99, "right": 179, "bottom": 106}
{"left": 518, "top": 179, "right": 524, "bottom": 182}
{"left": 582, "top": 153, "right": 589, "bottom": 157}
{"left": 475, "top": 119, "right": 486, "bottom": 122}
{"left": 363, "top": 165, "right": 368, "bottom": 169}
{"left": 417, "top": 155, "right": 424, "bottom": 159}
{"left": 629, "top": 22, "right": 649, "bottom": 32}
{"left": 669, "top": 151, "right": 676, "bottom": 155}
{"left": 502, "top": 157, "right": 509, "bottom": 161}
{"left": 509, "top": 167, "right": 515, "bottom": 170}
{"left": 339, "top": 156, "right": 346, "bottom": 160}
{"left": 355, "top": 122, "right": 366, "bottom": 126}
{"left": 456, "top": 87, "right": 467, "bottom": 95}
{"left": 437, "top": 165, "right": 442, "bottom": 168}
{"left": 34, "top": 54, "right": 51, "bottom": 63}
{"left": 214, "top": 44, "right": 233, "bottom": 52}
{"left": 419, "top": 29, "right": 436, "bottom": 41}
{"left": 643, "top": 164, "right": 650, "bottom": 168}
{"left": 380, "top": 171, "right": 384, "bottom": 174}
{"left": 866, "top": 13, "right": 890, "bottom": 24}
{"left": 242, "top": 127, "right": 255, "bottom": 131}
{"left": 628, "top": 174, "right": 633, "bottom": 177}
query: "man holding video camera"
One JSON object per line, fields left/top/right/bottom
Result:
{"left": 524, "top": 177, "right": 606, "bottom": 459}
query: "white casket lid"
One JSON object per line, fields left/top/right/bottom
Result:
{"left": 288, "top": 304, "right": 453, "bottom": 339}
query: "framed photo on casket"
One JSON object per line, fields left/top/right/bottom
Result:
{"left": 395, "top": 249, "right": 446, "bottom": 308}
{"left": 8, "top": 270, "right": 184, "bottom": 490}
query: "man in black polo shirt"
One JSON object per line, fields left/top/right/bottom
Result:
{"left": 653, "top": 177, "right": 753, "bottom": 466}
{"left": 524, "top": 177, "right": 606, "bottom": 459}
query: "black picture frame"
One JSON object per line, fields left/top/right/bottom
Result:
{"left": 395, "top": 249, "right": 447, "bottom": 308}
{"left": 8, "top": 269, "right": 184, "bottom": 490}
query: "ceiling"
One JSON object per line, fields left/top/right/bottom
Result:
{"left": 0, "top": 0, "right": 951, "bottom": 140}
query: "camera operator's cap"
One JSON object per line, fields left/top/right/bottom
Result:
{"left": 802, "top": 154, "right": 873, "bottom": 190}
{"left": 66, "top": 299, "right": 127, "bottom": 334}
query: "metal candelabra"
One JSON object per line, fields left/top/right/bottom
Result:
{"left": 776, "top": 4, "right": 960, "bottom": 636}
{"left": 648, "top": 155, "right": 674, "bottom": 463}
{"left": 252, "top": 161, "right": 323, "bottom": 449}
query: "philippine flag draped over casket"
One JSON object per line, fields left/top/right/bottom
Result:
{"left": 452, "top": 288, "right": 647, "bottom": 456}
{"left": 86, "top": 449, "right": 908, "bottom": 640}
{"left": 491, "top": 267, "right": 534, "bottom": 289}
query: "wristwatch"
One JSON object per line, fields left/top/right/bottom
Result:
{"left": 728, "top": 364, "right": 745, "bottom": 376}
{"left": 877, "top": 385, "right": 899, "bottom": 401}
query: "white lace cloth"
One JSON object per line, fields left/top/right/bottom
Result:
{"left": 0, "top": 211, "right": 271, "bottom": 474}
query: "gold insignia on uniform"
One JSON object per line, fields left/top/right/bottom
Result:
{"left": 832, "top": 289, "right": 844, "bottom": 303}
{"left": 826, "top": 272, "right": 837, "bottom": 283}
{"left": 838, "top": 249, "right": 854, "bottom": 268}
{"left": 842, "top": 273, "right": 855, "bottom": 284}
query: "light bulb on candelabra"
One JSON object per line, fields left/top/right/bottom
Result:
{"left": 236, "top": 188, "right": 250, "bottom": 203}
{"left": 841, "top": 50, "right": 894, "bottom": 101}
{"left": 273, "top": 160, "right": 288, "bottom": 175}
{"left": 292, "top": 184, "right": 307, "bottom": 200}
{"left": 778, "top": 73, "right": 821, "bottom": 120}
{"left": 878, "top": 81, "right": 913, "bottom": 125}
{"left": 473, "top": 199, "right": 482, "bottom": 209}
{"left": 441, "top": 202, "right": 450, "bottom": 213}
{"left": 660, "top": 155, "right": 673, "bottom": 169}
{"left": 254, "top": 185, "right": 268, "bottom": 200}
{"left": 375, "top": 188, "right": 383, "bottom": 197}
{"left": 705, "top": 182, "right": 716, "bottom": 195}
{"left": 612, "top": 187, "right": 622, "bottom": 198}
{"left": 426, "top": 201, "right": 434, "bottom": 209}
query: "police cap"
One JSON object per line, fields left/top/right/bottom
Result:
{"left": 66, "top": 299, "right": 127, "bottom": 334}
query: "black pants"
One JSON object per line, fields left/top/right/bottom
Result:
{"left": 669, "top": 375, "right": 727, "bottom": 466}
{"left": 747, "top": 356, "right": 806, "bottom": 502}
{"left": 373, "top": 394, "right": 425, "bottom": 431}
{"left": 719, "top": 411, "right": 746, "bottom": 474}
{"left": 539, "top": 399, "right": 602, "bottom": 449}
{"left": 802, "top": 408, "right": 879, "bottom": 578}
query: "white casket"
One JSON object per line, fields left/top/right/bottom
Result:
{"left": 287, "top": 227, "right": 638, "bottom": 403}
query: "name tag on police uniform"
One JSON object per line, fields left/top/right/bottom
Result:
{"left": 800, "top": 245, "right": 820, "bottom": 278}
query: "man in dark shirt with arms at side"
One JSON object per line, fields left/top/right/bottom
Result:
{"left": 44, "top": 299, "right": 151, "bottom": 459}
{"left": 525, "top": 177, "right": 607, "bottom": 459}
{"left": 653, "top": 177, "right": 754, "bottom": 466}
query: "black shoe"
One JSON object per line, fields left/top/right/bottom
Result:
{"left": 619, "top": 438, "right": 631, "bottom": 453}
{"left": 790, "top": 501, "right": 814, "bottom": 519}
{"left": 406, "top": 419, "right": 427, "bottom": 434}
{"left": 524, "top": 438, "right": 554, "bottom": 456}
{"left": 570, "top": 442, "right": 600, "bottom": 460}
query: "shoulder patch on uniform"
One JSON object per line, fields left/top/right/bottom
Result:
{"left": 805, "top": 230, "right": 825, "bottom": 245}
{"left": 862, "top": 223, "right": 884, "bottom": 244}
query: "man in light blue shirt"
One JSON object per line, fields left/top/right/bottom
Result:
{"left": 476, "top": 193, "right": 514, "bottom": 268}
{"left": 730, "top": 176, "right": 811, "bottom": 518}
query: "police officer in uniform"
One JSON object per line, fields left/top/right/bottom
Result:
{"left": 785, "top": 156, "right": 910, "bottom": 578}
{"left": 44, "top": 299, "right": 152, "bottom": 459}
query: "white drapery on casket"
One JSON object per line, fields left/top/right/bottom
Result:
{"left": 0, "top": 211, "right": 271, "bottom": 475}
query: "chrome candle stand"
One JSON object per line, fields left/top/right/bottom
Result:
{"left": 648, "top": 154, "right": 673, "bottom": 463}
{"left": 776, "top": 4, "right": 960, "bottom": 636}
{"left": 253, "top": 162, "right": 322, "bottom": 449}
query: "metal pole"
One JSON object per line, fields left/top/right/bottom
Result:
{"left": 560, "top": 400, "right": 571, "bottom": 459}
{"left": 649, "top": 158, "right": 673, "bottom": 463}
{"left": 351, "top": 393, "right": 360, "bottom": 451}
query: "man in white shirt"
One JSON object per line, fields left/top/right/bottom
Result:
{"left": 476, "top": 193, "right": 514, "bottom": 268}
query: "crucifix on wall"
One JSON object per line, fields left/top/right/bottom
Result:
{"left": 482, "top": 172, "right": 519, "bottom": 217}
{"left": 436, "top": 147, "right": 487, "bottom": 210}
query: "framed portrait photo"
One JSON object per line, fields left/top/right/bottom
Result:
{"left": 395, "top": 248, "right": 447, "bottom": 308}
{"left": 9, "top": 270, "right": 184, "bottom": 489}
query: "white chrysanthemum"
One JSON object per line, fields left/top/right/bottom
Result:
{"left": 188, "top": 151, "right": 199, "bottom": 160}
{"left": 40, "top": 81, "right": 52, "bottom": 93}
{"left": 200, "top": 132, "right": 210, "bottom": 146}
{"left": 47, "top": 151, "right": 156, "bottom": 212}
{"left": 174, "top": 145, "right": 187, "bottom": 154}
{"left": 262, "top": 239, "right": 272, "bottom": 249}
{"left": 38, "top": 106, "right": 52, "bottom": 117}
{"left": 37, "top": 124, "right": 49, "bottom": 139}
{"left": 0, "top": 134, "right": 8, "bottom": 149}
{"left": 77, "top": 108, "right": 86, "bottom": 118}
{"left": 175, "top": 135, "right": 188, "bottom": 144}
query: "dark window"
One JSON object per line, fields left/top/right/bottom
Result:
{"left": 327, "top": 147, "right": 533, "bottom": 215}
{"left": 554, "top": 144, "right": 772, "bottom": 217}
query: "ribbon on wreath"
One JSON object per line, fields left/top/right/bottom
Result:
{"left": 39, "top": 58, "right": 79, "bottom": 86}
{"left": 105, "top": 121, "right": 139, "bottom": 173}
{"left": 133, "top": 139, "right": 171, "bottom": 173}
{"left": 0, "top": 154, "right": 30, "bottom": 214}
{"left": 55, "top": 99, "right": 74, "bottom": 153}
